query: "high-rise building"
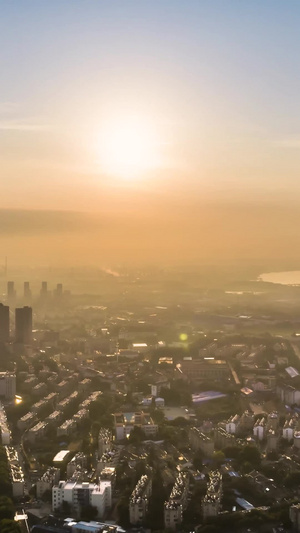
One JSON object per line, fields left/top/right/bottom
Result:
{"left": 0, "top": 303, "right": 9, "bottom": 342}
{"left": 24, "top": 282, "right": 32, "bottom": 302}
{"left": 15, "top": 306, "right": 32, "bottom": 345}
{"left": 56, "top": 283, "right": 63, "bottom": 297}
{"left": 40, "top": 281, "right": 48, "bottom": 296}
{"left": 7, "top": 281, "right": 16, "bottom": 304}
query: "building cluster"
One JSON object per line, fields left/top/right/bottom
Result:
{"left": 129, "top": 474, "right": 152, "bottom": 525}
{"left": 0, "top": 302, "right": 32, "bottom": 345}
{"left": 164, "top": 472, "right": 189, "bottom": 530}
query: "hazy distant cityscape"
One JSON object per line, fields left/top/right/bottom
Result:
{"left": 1, "top": 267, "right": 300, "bottom": 532}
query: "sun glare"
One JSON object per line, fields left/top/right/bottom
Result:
{"left": 98, "top": 117, "right": 161, "bottom": 179}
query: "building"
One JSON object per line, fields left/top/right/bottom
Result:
{"left": 37, "top": 467, "right": 60, "bottom": 499}
{"left": 0, "top": 372, "right": 16, "bottom": 399}
{"left": 226, "top": 415, "right": 240, "bottom": 435}
{"left": 31, "top": 518, "right": 123, "bottom": 533}
{"left": 52, "top": 480, "right": 112, "bottom": 518}
{"left": 40, "top": 281, "right": 48, "bottom": 300}
{"left": 189, "top": 427, "right": 214, "bottom": 457}
{"left": 55, "top": 283, "right": 63, "bottom": 297}
{"left": 164, "top": 472, "right": 189, "bottom": 530}
{"left": 5, "top": 446, "right": 24, "bottom": 498}
{"left": 67, "top": 454, "right": 87, "bottom": 478}
{"left": 27, "top": 422, "right": 47, "bottom": 443}
{"left": 7, "top": 281, "right": 16, "bottom": 304}
{"left": 179, "top": 358, "right": 230, "bottom": 382}
{"left": 290, "top": 503, "right": 300, "bottom": 532}
{"left": 0, "top": 303, "right": 9, "bottom": 342}
{"left": 100, "top": 467, "right": 116, "bottom": 488}
{"left": 57, "top": 419, "right": 77, "bottom": 437}
{"left": 17, "top": 411, "right": 36, "bottom": 431}
{"left": 0, "top": 403, "right": 10, "bottom": 445}
{"left": 129, "top": 475, "right": 152, "bottom": 525}
{"left": 202, "top": 471, "right": 222, "bottom": 520}
{"left": 24, "top": 282, "right": 32, "bottom": 303}
{"left": 98, "top": 429, "right": 112, "bottom": 456}
{"left": 15, "top": 306, "right": 33, "bottom": 344}
{"left": 266, "top": 429, "right": 279, "bottom": 452}
{"left": 214, "top": 425, "right": 236, "bottom": 449}
{"left": 114, "top": 411, "right": 158, "bottom": 440}
{"left": 97, "top": 449, "right": 120, "bottom": 475}
{"left": 253, "top": 417, "right": 267, "bottom": 441}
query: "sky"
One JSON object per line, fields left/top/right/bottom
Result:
{"left": 1, "top": 1, "right": 300, "bottom": 267}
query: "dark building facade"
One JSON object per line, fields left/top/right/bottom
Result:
{"left": 0, "top": 303, "right": 9, "bottom": 342}
{"left": 15, "top": 306, "right": 32, "bottom": 344}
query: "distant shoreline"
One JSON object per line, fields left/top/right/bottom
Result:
{"left": 259, "top": 270, "right": 300, "bottom": 286}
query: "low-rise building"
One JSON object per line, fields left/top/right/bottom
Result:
{"left": 52, "top": 480, "right": 112, "bottom": 518}
{"left": 189, "top": 427, "right": 214, "bottom": 457}
{"left": 37, "top": 467, "right": 60, "bottom": 498}
{"left": 164, "top": 472, "right": 189, "bottom": 530}
{"left": 114, "top": 411, "right": 158, "bottom": 440}
{"left": 98, "top": 429, "right": 112, "bottom": 456}
{"left": 129, "top": 475, "right": 152, "bottom": 525}
{"left": 0, "top": 403, "right": 10, "bottom": 445}
{"left": 253, "top": 417, "right": 266, "bottom": 441}
{"left": 226, "top": 415, "right": 240, "bottom": 435}
{"left": 202, "top": 470, "right": 222, "bottom": 520}
{"left": 290, "top": 503, "right": 300, "bottom": 532}
{"left": 5, "top": 446, "right": 24, "bottom": 498}
{"left": 17, "top": 411, "right": 36, "bottom": 431}
{"left": 57, "top": 419, "right": 77, "bottom": 436}
{"left": 27, "top": 421, "right": 48, "bottom": 443}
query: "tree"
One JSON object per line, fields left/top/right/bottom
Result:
{"left": 0, "top": 497, "right": 14, "bottom": 521}
{"left": 129, "top": 426, "right": 146, "bottom": 445}
{"left": 0, "top": 520, "right": 21, "bottom": 533}
{"left": 238, "top": 445, "right": 261, "bottom": 469}
{"left": 212, "top": 450, "right": 225, "bottom": 467}
{"left": 193, "top": 449, "right": 203, "bottom": 470}
{"left": 80, "top": 504, "right": 98, "bottom": 521}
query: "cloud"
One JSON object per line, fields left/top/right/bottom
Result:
{"left": 0, "top": 120, "right": 51, "bottom": 131}
{"left": 274, "top": 137, "right": 300, "bottom": 148}
{"left": 0, "top": 101, "right": 19, "bottom": 114}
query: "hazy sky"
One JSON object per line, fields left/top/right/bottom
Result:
{"left": 1, "top": 1, "right": 300, "bottom": 266}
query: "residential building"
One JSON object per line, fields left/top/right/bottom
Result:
{"left": 0, "top": 372, "right": 16, "bottom": 399}
{"left": 202, "top": 471, "right": 222, "bottom": 520}
{"left": 52, "top": 480, "right": 112, "bottom": 518}
{"left": 37, "top": 468, "right": 60, "bottom": 499}
{"left": 189, "top": 427, "right": 214, "bottom": 457}
{"left": 164, "top": 472, "right": 189, "bottom": 530}
{"left": 114, "top": 411, "right": 158, "bottom": 440}
{"left": 129, "top": 475, "right": 152, "bottom": 525}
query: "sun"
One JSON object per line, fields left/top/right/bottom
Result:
{"left": 98, "top": 116, "right": 161, "bottom": 179}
